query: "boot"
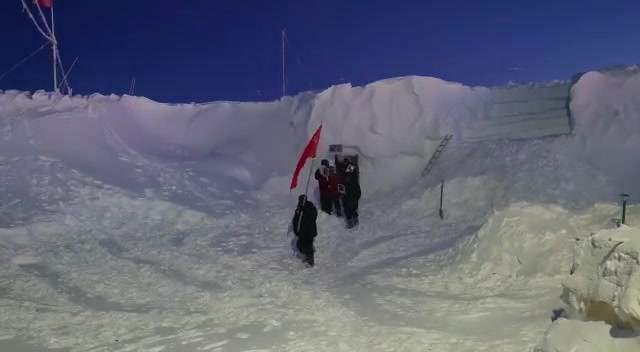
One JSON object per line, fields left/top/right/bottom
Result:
{"left": 346, "top": 218, "right": 355, "bottom": 229}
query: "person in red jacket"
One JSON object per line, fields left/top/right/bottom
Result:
{"left": 315, "top": 159, "right": 343, "bottom": 216}
{"left": 314, "top": 159, "right": 332, "bottom": 214}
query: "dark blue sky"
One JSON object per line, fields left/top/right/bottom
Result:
{"left": 1, "top": 0, "right": 639, "bottom": 103}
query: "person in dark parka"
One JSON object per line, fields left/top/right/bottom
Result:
{"left": 292, "top": 194, "right": 318, "bottom": 266}
{"left": 342, "top": 162, "right": 361, "bottom": 228}
{"left": 327, "top": 166, "right": 343, "bottom": 217}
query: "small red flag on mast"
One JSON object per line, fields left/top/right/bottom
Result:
{"left": 37, "top": 0, "right": 52, "bottom": 8}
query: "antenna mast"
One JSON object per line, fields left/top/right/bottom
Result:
{"left": 281, "top": 28, "right": 286, "bottom": 97}
{"left": 51, "top": 2, "right": 57, "bottom": 92}
{"left": 20, "top": 0, "right": 71, "bottom": 95}
{"left": 508, "top": 67, "right": 525, "bottom": 84}
{"left": 129, "top": 76, "right": 136, "bottom": 96}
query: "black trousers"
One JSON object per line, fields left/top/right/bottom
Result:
{"left": 296, "top": 237, "right": 315, "bottom": 265}
{"left": 320, "top": 195, "right": 342, "bottom": 216}
{"left": 343, "top": 197, "right": 359, "bottom": 222}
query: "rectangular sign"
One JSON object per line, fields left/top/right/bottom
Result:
{"left": 329, "top": 144, "right": 343, "bottom": 153}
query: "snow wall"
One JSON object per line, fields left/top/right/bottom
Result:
{"left": 2, "top": 66, "right": 639, "bottom": 197}
{"left": 462, "top": 81, "right": 572, "bottom": 141}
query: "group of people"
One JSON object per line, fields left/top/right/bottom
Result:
{"left": 291, "top": 157, "right": 361, "bottom": 267}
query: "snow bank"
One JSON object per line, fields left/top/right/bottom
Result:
{"left": 561, "top": 227, "right": 640, "bottom": 328}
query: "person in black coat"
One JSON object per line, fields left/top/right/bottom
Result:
{"left": 342, "top": 162, "right": 361, "bottom": 229}
{"left": 292, "top": 194, "right": 318, "bottom": 266}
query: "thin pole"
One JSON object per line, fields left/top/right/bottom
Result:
{"left": 35, "top": 0, "right": 69, "bottom": 94}
{"left": 129, "top": 76, "right": 136, "bottom": 95}
{"left": 19, "top": 0, "right": 71, "bottom": 93}
{"left": 297, "top": 157, "right": 316, "bottom": 233}
{"left": 55, "top": 50, "right": 71, "bottom": 94}
{"left": 439, "top": 179, "right": 444, "bottom": 219}
{"left": 620, "top": 194, "right": 630, "bottom": 225}
{"left": 281, "top": 29, "right": 286, "bottom": 97}
{"left": 58, "top": 56, "right": 78, "bottom": 92}
{"left": 508, "top": 67, "right": 524, "bottom": 84}
{"left": 303, "top": 157, "right": 316, "bottom": 201}
{"left": 51, "top": 4, "right": 57, "bottom": 93}
{"left": 20, "top": 0, "right": 50, "bottom": 41}
{"left": 0, "top": 42, "right": 49, "bottom": 82}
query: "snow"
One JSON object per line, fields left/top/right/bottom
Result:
{"left": 1, "top": 66, "right": 640, "bottom": 351}
{"left": 463, "top": 82, "right": 572, "bottom": 142}
{"left": 442, "top": 203, "right": 614, "bottom": 283}
{"left": 536, "top": 319, "right": 640, "bottom": 352}
{"left": 563, "top": 227, "right": 640, "bottom": 326}
{"left": 0, "top": 76, "right": 574, "bottom": 198}
{"left": 569, "top": 68, "right": 640, "bottom": 195}
{"left": 535, "top": 226, "right": 640, "bottom": 351}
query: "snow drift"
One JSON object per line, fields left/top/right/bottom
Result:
{"left": 435, "top": 203, "right": 631, "bottom": 285}
{"left": 444, "top": 204, "right": 593, "bottom": 282}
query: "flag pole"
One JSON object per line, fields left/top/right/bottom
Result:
{"left": 303, "top": 158, "right": 316, "bottom": 201}
{"left": 297, "top": 157, "right": 316, "bottom": 233}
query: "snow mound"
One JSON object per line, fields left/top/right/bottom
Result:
{"left": 442, "top": 203, "right": 622, "bottom": 285}
{"left": 561, "top": 226, "right": 640, "bottom": 329}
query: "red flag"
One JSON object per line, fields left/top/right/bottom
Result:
{"left": 37, "top": 0, "right": 52, "bottom": 8}
{"left": 290, "top": 124, "right": 322, "bottom": 190}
